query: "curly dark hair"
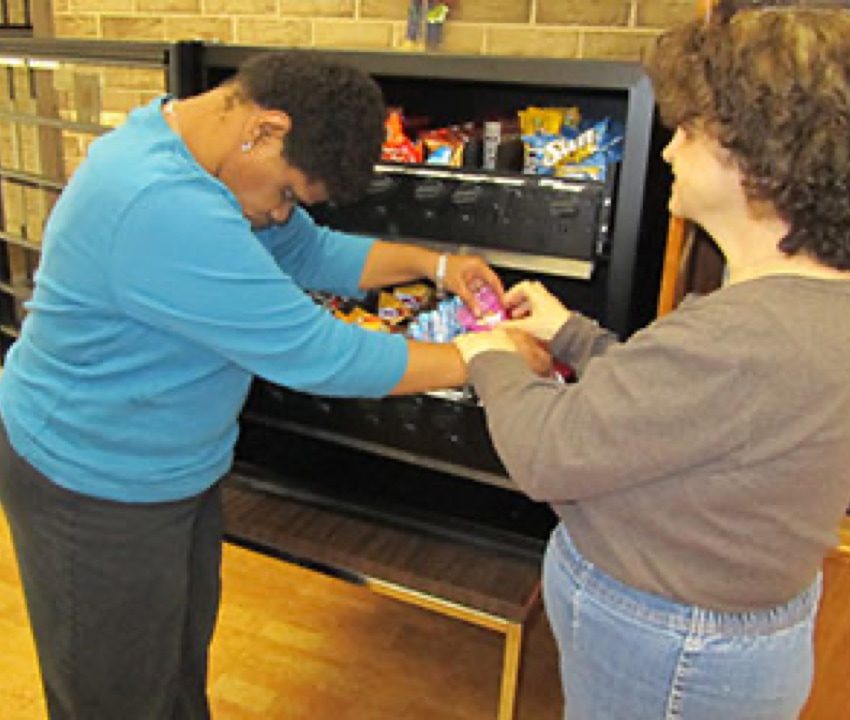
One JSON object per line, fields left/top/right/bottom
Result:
{"left": 646, "top": 4, "right": 850, "bottom": 269}
{"left": 233, "top": 50, "right": 385, "bottom": 204}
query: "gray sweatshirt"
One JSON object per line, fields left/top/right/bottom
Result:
{"left": 469, "top": 276, "right": 850, "bottom": 611}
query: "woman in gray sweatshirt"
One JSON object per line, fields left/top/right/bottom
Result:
{"left": 455, "top": 3, "right": 850, "bottom": 719}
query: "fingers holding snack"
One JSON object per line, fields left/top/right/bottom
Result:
{"left": 441, "top": 254, "right": 505, "bottom": 315}
{"left": 500, "top": 280, "right": 571, "bottom": 341}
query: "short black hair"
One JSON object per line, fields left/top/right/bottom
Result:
{"left": 234, "top": 50, "right": 385, "bottom": 204}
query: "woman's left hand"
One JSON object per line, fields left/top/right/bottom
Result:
{"left": 454, "top": 328, "right": 552, "bottom": 377}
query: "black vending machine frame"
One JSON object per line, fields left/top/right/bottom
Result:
{"left": 169, "top": 43, "right": 666, "bottom": 338}
{"left": 167, "top": 42, "right": 671, "bottom": 558}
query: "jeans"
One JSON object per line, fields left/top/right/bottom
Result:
{"left": 0, "top": 420, "right": 222, "bottom": 720}
{"left": 542, "top": 523, "right": 820, "bottom": 720}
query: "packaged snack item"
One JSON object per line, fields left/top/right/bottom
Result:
{"left": 421, "top": 125, "right": 471, "bottom": 167}
{"left": 482, "top": 120, "right": 502, "bottom": 170}
{"left": 523, "top": 132, "right": 559, "bottom": 175}
{"left": 382, "top": 108, "right": 424, "bottom": 164}
{"left": 377, "top": 291, "right": 412, "bottom": 326}
{"left": 456, "top": 284, "right": 506, "bottom": 332}
{"left": 405, "top": 284, "right": 506, "bottom": 342}
{"left": 392, "top": 282, "right": 433, "bottom": 312}
{"left": 406, "top": 296, "right": 464, "bottom": 342}
{"left": 334, "top": 306, "right": 389, "bottom": 332}
{"left": 519, "top": 106, "right": 580, "bottom": 136}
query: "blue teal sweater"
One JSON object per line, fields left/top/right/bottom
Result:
{"left": 0, "top": 97, "right": 407, "bottom": 502}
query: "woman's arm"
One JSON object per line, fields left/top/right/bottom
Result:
{"left": 359, "top": 240, "right": 504, "bottom": 313}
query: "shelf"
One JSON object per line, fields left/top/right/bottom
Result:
{"left": 0, "top": 279, "right": 33, "bottom": 301}
{"left": 0, "top": 231, "right": 40, "bottom": 252}
{"left": 0, "top": 109, "right": 111, "bottom": 136}
{"left": 0, "top": 167, "right": 64, "bottom": 191}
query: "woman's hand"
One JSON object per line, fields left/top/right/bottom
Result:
{"left": 441, "top": 254, "right": 504, "bottom": 315}
{"left": 504, "top": 328, "right": 553, "bottom": 376}
{"left": 454, "top": 328, "right": 552, "bottom": 377}
{"left": 499, "top": 280, "right": 571, "bottom": 342}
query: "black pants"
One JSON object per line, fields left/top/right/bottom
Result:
{"left": 0, "top": 422, "right": 222, "bottom": 720}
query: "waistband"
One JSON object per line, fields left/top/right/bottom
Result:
{"left": 551, "top": 523, "right": 821, "bottom": 638}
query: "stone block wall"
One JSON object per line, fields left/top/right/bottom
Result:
{"left": 51, "top": 0, "right": 699, "bottom": 61}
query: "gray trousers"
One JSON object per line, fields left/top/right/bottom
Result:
{"left": 0, "top": 421, "right": 222, "bottom": 720}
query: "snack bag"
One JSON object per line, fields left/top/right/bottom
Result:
{"left": 382, "top": 107, "right": 424, "bottom": 164}
{"left": 456, "top": 284, "right": 506, "bottom": 332}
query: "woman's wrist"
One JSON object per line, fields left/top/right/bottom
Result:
{"left": 454, "top": 330, "right": 515, "bottom": 364}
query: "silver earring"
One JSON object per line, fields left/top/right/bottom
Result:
{"left": 241, "top": 141, "right": 253, "bottom": 152}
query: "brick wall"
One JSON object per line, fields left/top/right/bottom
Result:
{"left": 52, "top": 0, "right": 699, "bottom": 61}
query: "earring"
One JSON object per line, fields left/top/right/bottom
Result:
{"left": 241, "top": 141, "right": 253, "bottom": 152}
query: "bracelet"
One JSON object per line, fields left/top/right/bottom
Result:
{"left": 435, "top": 253, "right": 448, "bottom": 298}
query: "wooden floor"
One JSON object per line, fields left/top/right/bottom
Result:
{"left": 0, "top": 510, "right": 562, "bottom": 720}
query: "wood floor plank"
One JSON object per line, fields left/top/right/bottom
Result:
{"left": 1, "top": 508, "right": 562, "bottom": 719}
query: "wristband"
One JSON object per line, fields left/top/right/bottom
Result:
{"left": 435, "top": 253, "right": 448, "bottom": 298}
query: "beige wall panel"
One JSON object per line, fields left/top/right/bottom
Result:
{"left": 487, "top": 26, "right": 580, "bottom": 58}
{"left": 636, "top": 0, "right": 697, "bottom": 27}
{"left": 62, "top": 130, "right": 95, "bottom": 160}
{"left": 537, "top": 0, "right": 629, "bottom": 26}
{"left": 0, "top": 72, "right": 10, "bottom": 107}
{"left": 279, "top": 0, "right": 355, "bottom": 17}
{"left": 364, "top": 0, "right": 529, "bottom": 23}
{"left": 204, "top": 0, "right": 276, "bottom": 16}
{"left": 12, "top": 100, "right": 38, "bottom": 117}
{"left": 62, "top": 134, "right": 83, "bottom": 159}
{"left": 53, "top": 14, "right": 100, "bottom": 37}
{"left": 451, "top": 0, "right": 530, "bottom": 23}
{"left": 50, "top": 67, "right": 77, "bottom": 94}
{"left": 137, "top": 0, "right": 201, "bottom": 12}
{"left": 139, "top": 90, "right": 164, "bottom": 106}
{"left": 581, "top": 30, "right": 658, "bottom": 60}
{"left": 10, "top": 69, "right": 34, "bottom": 111}
{"left": 2, "top": 183, "right": 25, "bottom": 236}
{"left": 59, "top": 132, "right": 92, "bottom": 168}
{"left": 64, "top": 155, "right": 85, "bottom": 179}
{"left": 73, "top": 73, "right": 102, "bottom": 125}
{"left": 234, "top": 18, "right": 312, "bottom": 46}
{"left": 101, "top": 15, "right": 166, "bottom": 40}
{"left": 313, "top": 20, "right": 395, "bottom": 49}
{"left": 53, "top": 0, "right": 71, "bottom": 11}
{"left": 102, "top": 66, "right": 166, "bottom": 92}
{"left": 7, "top": 0, "right": 28, "bottom": 23}
{"left": 165, "top": 17, "right": 234, "bottom": 42}
{"left": 23, "top": 188, "right": 53, "bottom": 245}
{"left": 0, "top": 125, "right": 13, "bottom": 162}
{"left": 6, "top": 245, "right": 31, "bottom": 295}
{"left": 431, "top": 23, "right": 485, "bottom": 54}
{"left": 361, "top": 0, "right": 409, "bottom": 19}
{"left": 56, "top": 90, "right": 75, "bottom": 121}
{"left": 70, "top": 0, "right": 133, "bottom": 12}
{"left": 101, "top": 88, "right": 153, "bottom": 115}
{"left": 20, "top": 126, "right": 41, "bottom": 174}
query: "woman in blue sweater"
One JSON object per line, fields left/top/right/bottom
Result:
{"left": 0, "top": 50, "right": 506, "bottom": 718}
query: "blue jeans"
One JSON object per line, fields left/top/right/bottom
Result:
{"left": 542, "top": 523, "right": 820, "bottom": 720}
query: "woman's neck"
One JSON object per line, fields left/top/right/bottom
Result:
{"left": 165, "top": 87, "right": 250, "bottom": 176}
{"left": 728, "top": 253, "right": 849, "bottom": 284}
{"left": 706, "top": 205, "right": 848, "bottom": 284}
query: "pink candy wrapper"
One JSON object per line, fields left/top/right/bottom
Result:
{"left": 456, "top": 284, "right": 505, "bottom": 332}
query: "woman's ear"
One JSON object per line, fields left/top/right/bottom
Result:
{"left": 257, "top": 110, "right": 292, "bottom": 141}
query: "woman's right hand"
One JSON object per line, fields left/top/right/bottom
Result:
{"left": 500, "top": 280, "right": 571, "bottom": 342}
